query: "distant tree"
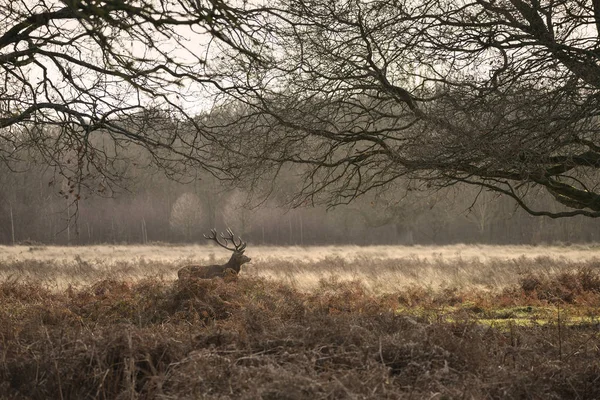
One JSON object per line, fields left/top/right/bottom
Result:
{"left": 349, "top": 187, "right": 441, "bottom": 244}
{"left": 221, "top": 190, "right": 255, "bottom": 237}
{"left": 169, "top": 193, "right": 203, "bottom": 241}
{"left": 213, "top": 0, "right": 600, "bottom": 218}
{"left": 463, "top": 189, "right": 503, "bottom": 239}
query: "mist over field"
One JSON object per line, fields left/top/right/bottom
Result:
{"left": 3, "top": 166, "right": 600, "bottom": 247}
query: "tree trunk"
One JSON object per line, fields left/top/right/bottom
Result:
{"left": 9, "top": 205, "right": 15, "bottom": 245}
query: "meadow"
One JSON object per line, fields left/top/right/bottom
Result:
{"left": 1, "top": 244, "right": 600, "bottom": 399}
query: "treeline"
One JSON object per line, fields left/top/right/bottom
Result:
{"left": 0, "top": 159, "right": 598, "bottom": 246}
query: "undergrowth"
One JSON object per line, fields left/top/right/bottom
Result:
{"left": 0, "top": 266, "right": 599, "bottom": 399}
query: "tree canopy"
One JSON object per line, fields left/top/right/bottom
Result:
{"left": 3, "top": 0, "right": 600, "bottom": 218}
{"left": 1, "top": 0, "right": 264, "bottom": 194}
{"left": 213, "top": 0, "right": 600, "bottom": 218}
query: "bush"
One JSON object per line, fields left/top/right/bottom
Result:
{"left": 518, "top": 267, "right": 600, "bottom": 303}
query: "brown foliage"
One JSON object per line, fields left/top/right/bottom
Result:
{"left": 0, "top": 275, "right": 599, "bottom": 399}
{"left": 517, "top": 267, "right": 600, "bottom": 304}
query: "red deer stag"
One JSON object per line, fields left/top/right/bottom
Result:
{"left": 177, "top": 228, "right": 251, "bottom": 280}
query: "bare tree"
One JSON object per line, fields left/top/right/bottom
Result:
{"left": 0, "top": 0, "right": 265, "bottom": 198}
{"left": 212, "top": 0, "right": 600, "bottom": 218}
{"left": 6, "top": 0, "right": 600, "bottom": 221}
{"left": 170, "top": 192, "right": 203, "bottom": 241}
{"left": 221, "top": 189, "right": 256, "bottom": 237}
{"left": 463, "top": 188, "right": 503, "bottom": 239}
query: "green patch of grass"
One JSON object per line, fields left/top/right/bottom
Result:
{"left": 480, "top": 305, "right": 549, "bottom": 319}
{"left": 397, "top": 299, "right": 600, "bottom": 331}
{"left": 474, "top": 314, "right": 600, "bottom": 329}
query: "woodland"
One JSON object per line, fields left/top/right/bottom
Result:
{"left": 3, "top": 0, "right": 600, "bottom": 241}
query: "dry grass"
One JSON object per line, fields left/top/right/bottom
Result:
{"left": 2, "top": 244, "right": 600, "bottom": 292}
{"left": 0, "top": 274, "right": 599, "bottom": 399}
{"left": 4, "top": 243, "right": 600, "bottom": 263}
{"left": 1, "top": 245, "right": 600, "bottom": 399}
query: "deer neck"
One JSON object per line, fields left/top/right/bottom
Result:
{"left": 225, "top": 253, "right": 241, "bottom": 272}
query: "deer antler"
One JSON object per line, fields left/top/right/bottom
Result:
{"left": 204, "top": 228, "right": 246, "bottom": 252}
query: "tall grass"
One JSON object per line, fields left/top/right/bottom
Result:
{"left": 2, "top": 244, "right": 600, "bottom": 292}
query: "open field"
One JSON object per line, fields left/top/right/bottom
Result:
{"left": 1, "top": 245, "right": 600, "bottom": 399}
{"left": 2, "top": 243, "right": 600, "bottom": 291}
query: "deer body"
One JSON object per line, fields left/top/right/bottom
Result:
{"left": 177, "top": 229, "right": 251, "bottom": 280}
{"left": 178, "top": 252, "right": 251, "bottom": 280}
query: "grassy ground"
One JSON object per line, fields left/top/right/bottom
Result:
{"left": 2, "top": 243, "right": 600, "bottom": 291}
{"left": 1, "top": 245, "right": 600, "bottom": 399}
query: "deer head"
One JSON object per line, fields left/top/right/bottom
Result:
{"left": 204, "top": 228, "right": 251, "bottom": 270}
